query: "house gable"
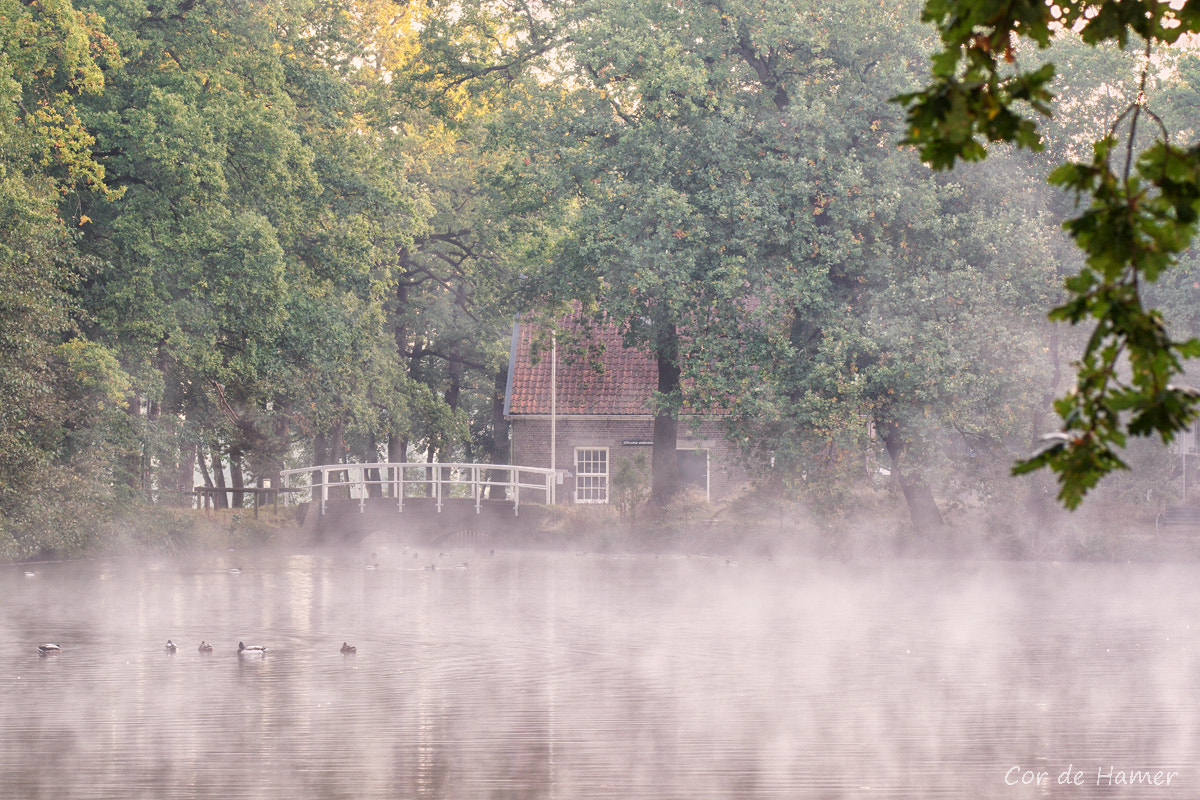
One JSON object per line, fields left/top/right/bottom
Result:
{"left": 506, "top": 317, "right": 658, "bottom": 417}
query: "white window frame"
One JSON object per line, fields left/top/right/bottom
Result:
{"left": 574, "top": 447, "right": 609, "bottom": 503}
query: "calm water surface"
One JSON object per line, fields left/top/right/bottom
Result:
{"left": 1, "top": 546, "right": 1197, "bottom": 799}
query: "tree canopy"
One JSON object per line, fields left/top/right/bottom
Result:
{"left": 2, "top": 0, "right": 1197, "bottom": 557}
{"left": 897, "top": 0, "right": 1200, "bottom": 508}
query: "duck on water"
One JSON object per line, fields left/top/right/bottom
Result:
{"left": 237, "top": 642, "right": 267, "bottom": 656}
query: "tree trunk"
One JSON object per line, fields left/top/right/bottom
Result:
{"left": 145, "top": 398, "right": 160, "bottom": 502}
{"left": 196, "top": 442, "right": 215, "bottom": 510}
{"left": 880, "top": 422, "right": 944, "bottom": 536}
{"left": 312, "top": 431, "right": 329, "bottom": 507}
{"left": 387, "top": 434, "right": 407, "bottom": 463}
{"left": 650, "top": 323, "right": 681, "bottom": 507}
{"left": 491, "top": 367, "right": 511, "bottom": 463}
{"left": 362, "top": 438, "right": 383, "bottom": 498}
{"left": 177, "top": 439, "right": 197, "bottom": 508}
{"left": 210, "top": 445, "right": 229, "bottom": 510}
{"left": 229, "top": 448, "right": 245, "bottom": 509}
{"left": 388, "top": 434, "right": 408, "bottom": 499}
{"left": 124, "top": 394, "right": 143, "bottom": 492}
{"left": 327, "top": 419, "right": 348, "bottom": 499}
{"left": 896, "top": 474, "right": 944, "bottom": 535}
{"left": 1024, "top": 326, "right": 1063, "bottom": 541}
{"left": 487, "top": 367, "right": 511, "bottom": 498}
{"left": 266, "top": 402, "right": 290, "bottom": 495}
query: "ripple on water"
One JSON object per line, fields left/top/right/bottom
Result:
{"left": 1, "top": 554, "right": 1198, "bottom": 799}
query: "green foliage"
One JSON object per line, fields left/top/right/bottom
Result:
{"left": 0, "top": 0, "right": 134, "bottom": 558}
{"left": 0, "top": 0, "right": 520, "bottom": 555}
{"left": 611, "top": 453, "right": 649, "bottom": 519}
{"left": 1015, "top": 136, "right": 1200, "bottom": 508}
{"left": 0, "top": 0, "right": 121, "bottom": 199}
{"left": 492, "top": 0, "right": 920, "bottom": 502}
{"left": 10, "top": 0, "right": 1195, "bottom": 555}
{"left": 66, "top": 0, "right": 453, "bottom": 489}
{"left": 473, "top": 0, "right": 1068, "bottom": 524}
{"left": 897, "top": 0, "right": 1200, "bottom": 508}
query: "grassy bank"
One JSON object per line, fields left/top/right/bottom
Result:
{"left": 0, "top": 503, "right": 307, "bottom": 563}
{"left": 4, "top": 487, "right": 1195, "bottom": 564}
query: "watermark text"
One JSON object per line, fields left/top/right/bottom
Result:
{"left": 1005, "top": 765, "right": 1180, "bottom": 788}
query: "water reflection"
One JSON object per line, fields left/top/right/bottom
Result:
{"left": 0, "top": 551, "right": 1197, "bottom": 798}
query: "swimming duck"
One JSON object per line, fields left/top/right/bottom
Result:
{"left": 340, "top": 642, "right": 356, "bottom": 654}
{"left": 237, "top": 641, "right": 267, "bottom": 656}
{"left": 198, "top": 641, "right": 213, "bottom": 653}
{"left": 165, "top": 640, "right": 178, "bottom": 653}
{"left": 37, "top": 643, "right": 61, "bottom": 655}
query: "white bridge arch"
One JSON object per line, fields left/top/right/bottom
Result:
{"left": 279, "top": 462, "right": 558, "bottom": 517}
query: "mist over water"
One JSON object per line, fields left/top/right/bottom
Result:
{"left": 1, "top": 547, "right": 1197, "bottom": 799}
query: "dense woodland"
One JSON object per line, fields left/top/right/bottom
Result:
{"left": 3, "top": 0, "right": 1200, "bottom": 559}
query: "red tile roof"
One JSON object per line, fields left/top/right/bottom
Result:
{"left": 506, "top": 317, "right": 659, "bottom": 415}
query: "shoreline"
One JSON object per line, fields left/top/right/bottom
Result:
{"left": 4, "top": 499, "right": 1199, "bottom": 566}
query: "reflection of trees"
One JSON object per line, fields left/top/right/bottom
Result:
{"left": 4, "top": 559, "right": 1198, "bottom": 798}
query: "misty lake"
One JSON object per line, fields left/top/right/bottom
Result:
{"left": 2, "top": 545, "right": 1198, "bottom": 799}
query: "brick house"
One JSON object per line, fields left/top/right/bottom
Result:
{"left": 503, "top": 317, "right": 750, "bottom": 504}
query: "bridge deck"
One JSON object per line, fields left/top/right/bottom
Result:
{"left": 305, "top": 495, "right": 549, "bottom": 545}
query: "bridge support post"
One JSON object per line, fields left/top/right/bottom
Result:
{"left": 396, "top": 465, "right": 404, "bottom": 512}
{"left": 474, "top": 466, "right": 482, "bottom": 514}
{"left": 435, "top": 466, "right": 442, "bottom": 513}
{"left": 320, "top": 466, "right": 329, "bottom": 516}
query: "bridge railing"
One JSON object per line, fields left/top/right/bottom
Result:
{"left": 278, "top": 462, "right": 558, "bottom": 516}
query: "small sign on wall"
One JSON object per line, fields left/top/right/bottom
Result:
{"left": 622, "top": 439, "right": 654, "bottom": 446}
